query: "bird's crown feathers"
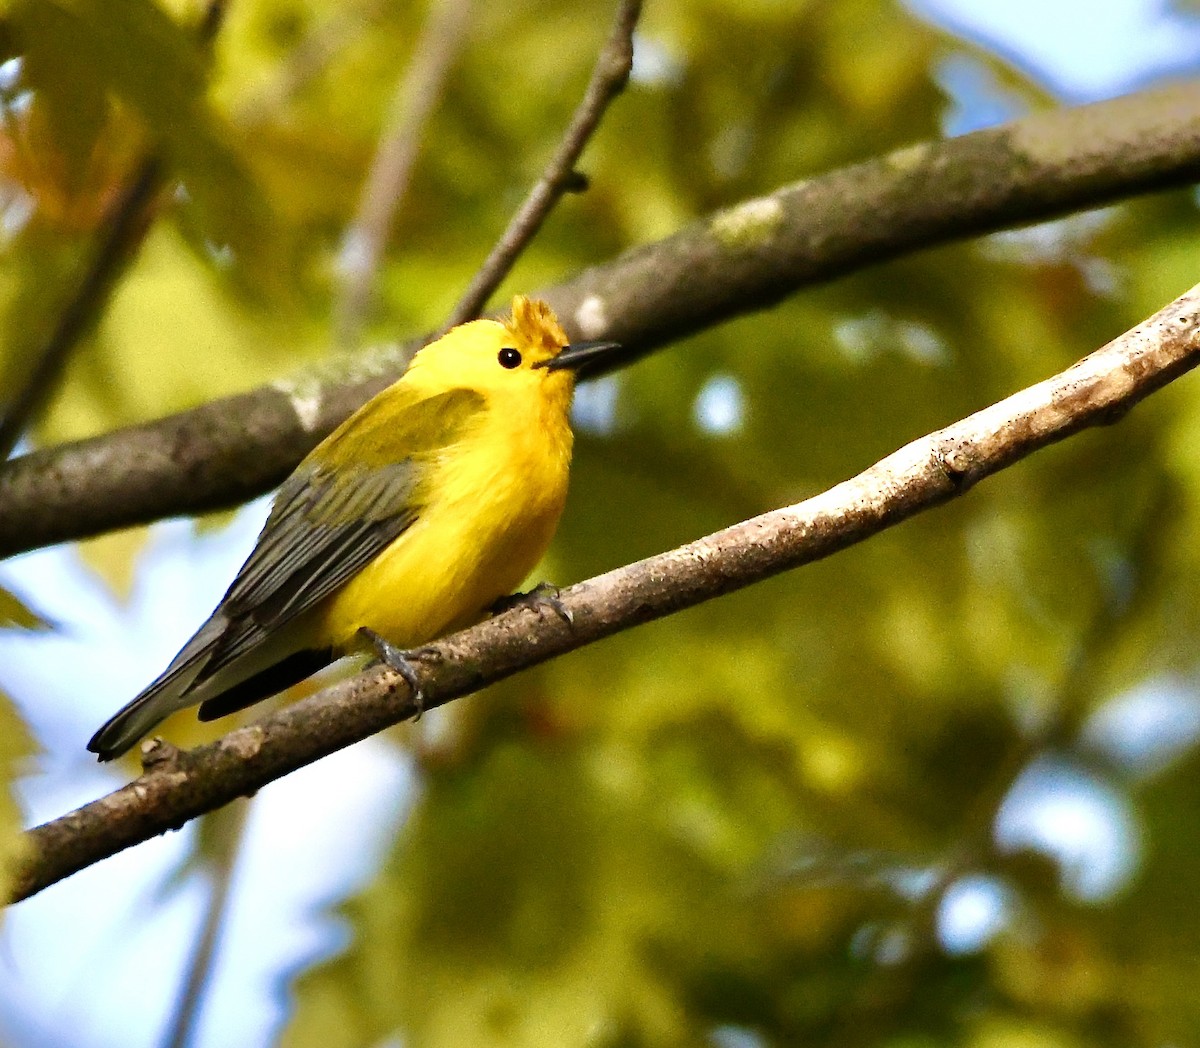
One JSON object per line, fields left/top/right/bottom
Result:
{"left": 504, "top": 295, "right": 567, "bottom": 351}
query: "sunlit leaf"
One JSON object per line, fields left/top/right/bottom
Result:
{"left": 0, "top": 583, "right": 50, "bottom": 630}
{"left": 0, "top": 690, "right": 33, "bottom": 904}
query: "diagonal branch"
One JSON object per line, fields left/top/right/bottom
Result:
{"left": 4, "top": 80, "right": 1200, "bottom": 558}
{"left": 0, "top": 0, "right": 230, "bottom": 461}
{"left": 334, "top": 0, "right": 474, "bottom": 347}
{"left": 446, "top": 0, "right": 641, "bottom": 328}
{"left": 158, "top": 799, "right": 248, "bottom": 1048}
{"left": 0, "top": 158, "right": 164, "bottom": 460}
{"left": 10, "top": 279, "right": 1200, "bottom": 905}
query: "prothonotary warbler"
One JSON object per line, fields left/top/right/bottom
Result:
{"left": 88, "top": 296, "right": 620, "bottom": 760}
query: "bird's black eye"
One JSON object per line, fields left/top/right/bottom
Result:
{"left": 498, "top": 347, "right": 522, "bottom": 369}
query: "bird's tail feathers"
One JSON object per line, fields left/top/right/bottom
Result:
{"left": 86, "top": 660, "right": 207, "bottom": 761}
{"left": 88, "top": 613, "right": 327, "bottom": 760}
{"left": 86, "top": 615, "right": 231, "bottom": 760}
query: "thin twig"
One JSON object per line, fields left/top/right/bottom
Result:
{"left": 10, "top": 279, "right": 1200, "bottom": 904}
{"left": 445, "top": 0, "right": 641, "bottom": 328}
{"left": 0, "top": 0, "right": 230, "bottom": 461}
{"left": 334, "top": 0, "right": 474, "bottom": 347}
{"left": 158, "top": 800, "right": 249, "bottom": 1048}
{"left": 4, "top": 80, "right": 1200, "bottom": 556}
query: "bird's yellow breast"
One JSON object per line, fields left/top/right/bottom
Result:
{"left": 310, "top": 386, "right": 574, "bottom": 653}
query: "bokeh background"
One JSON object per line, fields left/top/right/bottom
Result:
{"left": 2, "top": 0, "right": 1200, "bottom": 1045}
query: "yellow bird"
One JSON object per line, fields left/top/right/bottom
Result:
{"left": 88, "top": 296, "right": 619, "bottom": 761}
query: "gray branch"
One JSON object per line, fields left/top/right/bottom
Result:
{"left": 334, "top": 0, "right": 474, "bottom": 346}
{"left": 10, "top": 277, "right": 1200, "bottom": 904}
{"left": 3, "top": 80, "right": 1200, "bottom": 558}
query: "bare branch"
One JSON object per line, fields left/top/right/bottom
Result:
{"left": 334, "top": 0, "right": 474, "bottom": 347}
{"left": 11, "top": 279, "right": 1200, "bottom": 905}
{"left": 0, "top": 158, "right": 164, "bottom": 460}
{"left": 159, "top": 800, "right": 248, "bottom": 1048}
{"left": 4, "top": 81, "right": 1200, "bottom": 557}
{"left": 446, "top": 0, "right": 642, "bottom": 328}
{"left": 0, "top": 0, "right": 230, "bottom": 460}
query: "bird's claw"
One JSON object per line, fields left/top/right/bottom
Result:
{"left": 358, "top": 627, "right": 441, "bottom": 719}
{"left": 489, "top": 581, "right": 573, "bottom": 625}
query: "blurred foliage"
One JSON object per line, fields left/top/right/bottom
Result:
{"left": 2, "top": 0, "right": 1200, "bottom": 1046}
{"left": 0, "top": 584, "right": 49, "bottom": 630}
{"left": 0, "top": 690, "right": 33, "bottom": 906}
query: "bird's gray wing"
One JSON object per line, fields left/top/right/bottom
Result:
{"left": 87, "top": 387, "right": 484, "bottom": 759}
{"left": 198, "top": 385, "right": 487, "bottom": 677}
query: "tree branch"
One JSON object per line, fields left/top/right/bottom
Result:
{"left": 0, "top": 0, "right": 230, "bottom": 461}
{"left": 159, "top": 799, "right": 247, "bottom": 1048}
{"left": 445, "top": 0, "right": 641, "bottom": 327}
{"left": 334, "top": 0, "right": 474, "bottom": 347}
{"left": 0, "top": 157, "right": 164, "bottom": 460}
{"left": 3, "top": 80, "right": 1200, "bottom": 558}
{"left": 10, "top": 278, "right": 1200, "bottom": 905}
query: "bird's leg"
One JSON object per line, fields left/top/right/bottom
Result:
{"left": 488, "top": 581, "right": 573, "bottom": 624}
{"left": 357, "top": 627, "right": 442, "bottom": 719}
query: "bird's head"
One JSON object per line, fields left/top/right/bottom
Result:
{"left": 409, "top": 296, "right": 620, "bottom": 412}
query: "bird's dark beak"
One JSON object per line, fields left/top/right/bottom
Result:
{"left": 536, "top": 340, "right": 622, "bottom": 372}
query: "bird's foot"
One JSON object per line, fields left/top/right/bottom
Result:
{"left": 489, "top": 581, "right": 573, "bottom": 625}
{"left": 358, "top": 627, "right": 442, "bottom": 719}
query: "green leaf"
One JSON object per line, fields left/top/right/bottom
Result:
{"left": 9, "top": 0, "right": 289, "bottom": 287}
{"left": 0, "top": 584, "right": 51, "bottom": 631}
{"left": 0, "top": 690, "right": 34, "bottom": 904}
